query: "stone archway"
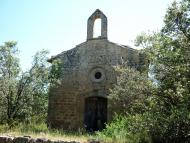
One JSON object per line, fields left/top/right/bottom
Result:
{"left": 84, "top": 96, "right": 107, "bottom": 132}
{"left": 87, "top": 9, "right": 107, "bottom": 40}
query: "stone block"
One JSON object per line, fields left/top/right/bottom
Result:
{"left": 0, "top": 136, "right": 13, "bottom": 143}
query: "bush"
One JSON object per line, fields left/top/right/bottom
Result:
{"left": 97, "top": 114, "right": 152, "bottom": 143}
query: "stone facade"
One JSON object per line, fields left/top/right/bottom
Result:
{"left": 47, "top": 9, "right": 144, "bottom": 131}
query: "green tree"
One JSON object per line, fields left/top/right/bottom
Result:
{"left": 0, "top": 41, "right": 60, "bottom": 126}
{"left": 109, "top": 65, "right": 153, "bottom": 116}
{"left": 99, "top": 65, "right": 154, "bottom": 143}
{"left": 100, "top": 0, "right": 190, "bottom": 142}
{"left": 134, "top": 0, "right": 190, "bottom": 142}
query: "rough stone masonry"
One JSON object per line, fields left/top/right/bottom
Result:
{"left": 47, "top": 9, "right": 145, "bottom": 131}
{"left": 0, "top": 136, "right": 80, "bottom": 143}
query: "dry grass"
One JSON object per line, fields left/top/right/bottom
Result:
{"left": 0, "top": 131, "right": 88, "bottom": 142}
{"left": 0, "top": 123, "right": 91, "bottom": 143}
{"left": 0, "top": 123, "right": 118, "bottom": 143}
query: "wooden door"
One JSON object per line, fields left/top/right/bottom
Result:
{"left": 84, "top": 97, "right": 107, "bottom": 132}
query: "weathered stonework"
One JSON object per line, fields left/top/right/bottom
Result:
{"left": 47, "top": 9, "right": 144, "bottom": 131}
{"left": 0, "top": 136, "right": 80, "bottom": 143}
{"left": 87, "top": 9, "right": 107, "bottom": 40}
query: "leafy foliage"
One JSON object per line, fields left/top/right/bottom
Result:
{"left": 135, "top": 0, "right": 190, "bottom": 141}
{"left": 99, "top": 0, "right": 190, "bottom": 142}
{"left": 0, "top": 41, "right": 60, "bottom": 126}
{"left": 109, "top": 65, "right": 153, "bottom": 115}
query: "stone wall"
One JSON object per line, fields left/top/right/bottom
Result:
{"left": 0, "top": 136, "right": 80, "bottom": 143}
{"left": 48, "top": 38, "right": 143, "bottom": 130}
{"left": 47, "top": 9, "right": 146, "bottom": 130}
{"left": 87, "top": 9, "right": 107, "bottom": 40}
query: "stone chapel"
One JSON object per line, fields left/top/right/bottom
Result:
{"left": 47, "top": 9, "right": 144, "bottom": 131}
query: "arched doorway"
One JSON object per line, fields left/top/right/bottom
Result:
{"left": 84, "top": 96, "right": 107, "bottom": 132}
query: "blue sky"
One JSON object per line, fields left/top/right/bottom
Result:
{"left": 0, "top": 0, "right": 174, "bottom": 70}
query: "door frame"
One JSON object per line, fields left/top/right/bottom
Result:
{"left": 84, "top": 96, "right": 107, "bottom": 131}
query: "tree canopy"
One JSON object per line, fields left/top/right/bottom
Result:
{"left": 0, "top": 41, "right": 60, "bottom": 126}
{"left": 101, "top": 0, "right": 190, "bottom": 142}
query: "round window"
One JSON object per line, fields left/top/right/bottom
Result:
{"left": 90, "top": 68, "right": 105, "bottom": 82}
{"left": 95, "top": 72, "right": 102, "bottom": 79}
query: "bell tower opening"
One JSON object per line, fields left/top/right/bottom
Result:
{"left": 93, "top": 18, "right": 102, "bottom": 38}
{"left": 87, "top": 9, "right": 107, "bottom": 40}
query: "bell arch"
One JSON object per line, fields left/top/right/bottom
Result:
{"left": 87, "top": 9, "right": 108, "bottom": 40}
